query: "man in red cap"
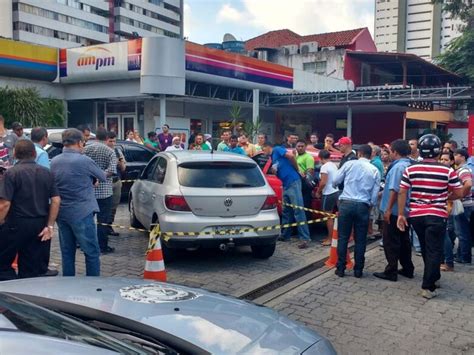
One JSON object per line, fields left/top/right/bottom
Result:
{"left": 337, "top": 137, "right": 357, "bottom": 169}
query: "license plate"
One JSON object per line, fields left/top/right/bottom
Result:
{"left": 214, "top": 226, "right": 243, "bottom": 237}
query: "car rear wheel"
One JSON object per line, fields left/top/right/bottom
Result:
{"left": 162, "top": 242, "right": 178, "bottom": 263}
{"left": 251, "top": 243, "right": 276, "bottom": 259}
{"left": 129, "top": 199, "right": 143, "bottom": 229}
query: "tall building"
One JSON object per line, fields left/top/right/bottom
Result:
{"left": 374, "top": 0, "right": 464, "bottom": 59}
{"left": 0, "top": 0, "right": 183, "bottom": 48}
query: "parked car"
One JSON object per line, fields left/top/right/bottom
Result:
{"left": 37, "top": 129, "right": 156, "bottom": 199}
{"left": 129, "top": 151, "right": 280, "bottom": 260}
{"left": 0, "top": 277, "right": 336, "bottom": 354}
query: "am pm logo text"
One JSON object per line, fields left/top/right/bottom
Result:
{"left": 77, "top": 47, "right": 115, "bottom": 70}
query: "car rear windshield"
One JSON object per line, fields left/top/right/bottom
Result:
{"left": 178, "top": 161, "right": 265, "bottom": 188}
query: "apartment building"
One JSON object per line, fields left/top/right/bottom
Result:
{"left": 0, "top": 0, "right": 183, "bottom": 48}
{"left": 374, "top": 0, "right": 464, "bottom": 59}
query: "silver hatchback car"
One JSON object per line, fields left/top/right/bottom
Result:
{"left": 129, "top": 151, "right": 280, "bottom": 259}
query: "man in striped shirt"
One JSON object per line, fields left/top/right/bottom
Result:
{"left": 453, "top": 148, "right": 473, "bottom": 264}
{"left": 397, "top": 134, "right": 463, "bottom": 299}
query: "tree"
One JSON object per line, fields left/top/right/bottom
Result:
{"left": 432, "top": 0, "right": 473, "bottom": 25}
{"left": 0, "top": 87, "right": 65, "bottom": 127}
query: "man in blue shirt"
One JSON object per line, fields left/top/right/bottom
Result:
{"left": 373, "top": 139, "right": 414, "bottom": 281}
{"left": 51, "top": 128, "right": 107, "bottom": 277}
{"left": 31, "top": 127, "right": 59, "bottom": 277}
{"left": 263, "top": 143, "right": 310, "bottom": 248}
{"left": 333, "top": 144, "right": 381, "bottom": 277}
{"left": 30, "top": 127, "right": 50, "bottom": 169}
{"left": 223, "top": 135, "right": 246, "bottom": 155}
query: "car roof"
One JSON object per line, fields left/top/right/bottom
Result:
{"left": 163, "top": 150, "right": 256, "bottom": 164}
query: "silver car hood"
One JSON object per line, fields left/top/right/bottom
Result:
{"left": 0, "top": 277, "right": 326, "bottom": 354}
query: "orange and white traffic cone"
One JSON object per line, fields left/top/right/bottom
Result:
{"left": 325, "top": 217, "right": 353, "bottom": 270}
{"left": 12, "top": 254, "right": 18, "bottom": 272}
{"left": 143, "top": 228, "right": 167, "bottom": 282}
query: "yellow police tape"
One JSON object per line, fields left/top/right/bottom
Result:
{"left": 145, "top": 215, "right": 335, "bottom": 252}
{"left": 279, "top": 201, "right": 336, "bottom": 218}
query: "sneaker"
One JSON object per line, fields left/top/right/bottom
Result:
{"left": 335, "top": 269, "right": 345, "bottom": 277}
{"left": 415, "top": 251, "right": 422, "bottom": 256}
{"left": 354, "top": 270, "right": 363, "bottom": 278}
{"left": 440, "top": 263, "right": 454, "bottom": 272}
{"left": 421, "top": 289, "right": 438, "bottom": 299}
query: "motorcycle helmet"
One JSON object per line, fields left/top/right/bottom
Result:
{"left": 418, "top": 134, "right": 441, "bottom": 159}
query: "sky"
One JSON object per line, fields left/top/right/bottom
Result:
{"left": 183, "top": 0, "right": 375, "bottom": 44}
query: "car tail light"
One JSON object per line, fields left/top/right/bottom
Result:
{"left": 261, "top": 195, "right": 278, "bottom": 210}
{"left": 165, "top": 195, "right": 191, "bottom": 212}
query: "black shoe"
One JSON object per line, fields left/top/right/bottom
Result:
{"left": 277, "top": 236, "right": 290, "bottom": 242}
{"left": 454, "top": 257, "right": 471, "bottom": 264}
{"left": 101, "top": 246, "right": 115, "bottom": 254}
{"left": 335, "top": 269, "right": 345, "bottom": 277}
{"left": 373, "top": 272, "right": 397, "bottom": 282}
{"left": 109, "top": 231, "right": 120, "bottom": 236}
{"left": 354, "top": 270, "right": 363, "bottom": 278}
{"left": 40, "top": 268, "right": 59, "bottom": 277}
{"left": 398, "top": 269, "right": 414, "bottom": 279}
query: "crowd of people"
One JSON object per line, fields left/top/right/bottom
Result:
{"left": 0, "top": 116, "right": 472, "bottom": 301}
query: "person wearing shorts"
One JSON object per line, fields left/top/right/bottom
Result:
{"left": 316, "top": 150, "right": 339, "bottom": 246}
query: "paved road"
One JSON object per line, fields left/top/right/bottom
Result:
{"left": 50, "top": 203, "right": 335, "bottom": 297}
{"left": 268, "top": 247, "right": 474, "bottom": 355}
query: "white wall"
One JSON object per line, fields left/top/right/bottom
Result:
{"left": 0, "top": 76, "right": 65, "bottom": 99}
{"left": 0, "top": 0, "right": 12, "bottom": 39}
{"left": 271, "top": 48, "right": 346, "bottom": 81}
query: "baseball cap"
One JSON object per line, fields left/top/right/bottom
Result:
{"left": 204, "top": 134, "right": 212, "bottom": 140}
{"left": 336, "top": 137, "right": 352, "bottom": 146}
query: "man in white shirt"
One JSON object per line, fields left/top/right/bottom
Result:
{"left": 315, "top": 150, "right": 339, "bottom": 246}
{"left": 165, "top": 137, "right": 184, "bottom": 151}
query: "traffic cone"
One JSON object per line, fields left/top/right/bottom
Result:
{"left": 12, "top": 254, "right": 18, "bottom": 272}
{"left": 143, "top": 227, "right": 167, "bottom": 282}
{"left": 325, "top": 217, "right": 353, "bottom": 270}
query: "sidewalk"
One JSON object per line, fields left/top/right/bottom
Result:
{"left": 268, "top": 247, "right": 474, "bottom": 354}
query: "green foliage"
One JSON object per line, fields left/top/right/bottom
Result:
{"left": 0, "top": 86, "right": 65, "bottom": 127}
{"left": 244, "top": 117, "right": 262, "bottom": 142}
{"left": 431, "top": 0, "right": 473, "bottom": 24}
{"left": 436, "top": 29, "right": 474, "bottom": 83}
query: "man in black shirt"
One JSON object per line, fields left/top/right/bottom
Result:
{"left": 0, "top": 140, "right": 60, "bottom": 280}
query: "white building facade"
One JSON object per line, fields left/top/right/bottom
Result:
{"left": 0, "top": 0, "right": 183, "bottom": 48}
{"left": 374, "top": 0, "right": 464, "bottom": 59}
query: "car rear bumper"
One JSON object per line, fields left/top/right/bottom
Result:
{"left": 164, "top": 234, "right": 278, "bottom": 249}
{"left": 158, "top": 209, "right": 280, "bottom": 248}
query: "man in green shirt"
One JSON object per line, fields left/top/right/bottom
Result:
{"left": 144, "top": 132, "right": 160, "bottom": 152}
{"left": 296, "top": 140, "right": 315, "bottom": 210}
{"left": 217, "top": 130, "right": 231, "bottom": 151}
{"left": 190, "top": 133, "right": 210, "bottom": 150}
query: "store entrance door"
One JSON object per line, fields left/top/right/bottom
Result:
{"left": 105, "top": 115, "right": 137, "bottom": 139}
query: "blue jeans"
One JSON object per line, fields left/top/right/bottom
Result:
{"left": 58, "top": 213, "right": 100, "bottom": 276}
{"left": 443, "top": 216, "right": 456, "bottom": 266}
{"left": 282, "top": 179, "right": 310, "bottom": 241}
{"left": 411, "top": 227, "right": 421, "bottom": 252}
{"left": 337, "top": 200, "right": 370, "bottom": 272}
{"left": 453, "top": 206, "right": 472, "bottom": 263}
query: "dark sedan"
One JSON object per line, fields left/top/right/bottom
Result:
{"left": 45, "top": 132, "right": 155, "bottom": 198}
